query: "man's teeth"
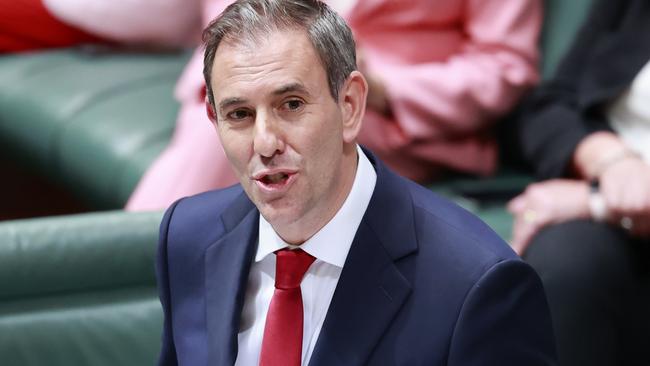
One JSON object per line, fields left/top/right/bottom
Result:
{"left": 265, "top": 173, "right": 288, "bottom": 184}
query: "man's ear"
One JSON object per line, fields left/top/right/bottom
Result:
{"left": 205, "top": 96, "right": 217, "bottom": 124}
{"left": 340, "top": 71, "right": 368, "bottom": 143}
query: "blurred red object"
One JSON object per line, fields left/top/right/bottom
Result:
{"left": 0, "top": 0, "right": 106, "bottom": 52}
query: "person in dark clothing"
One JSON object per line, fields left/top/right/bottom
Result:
{"left": 506, "top": 0, "right": 650, "bottom": 365}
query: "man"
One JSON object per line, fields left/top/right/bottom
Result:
{"left": 156, "top": 1, "right": 557, "bottom": 365}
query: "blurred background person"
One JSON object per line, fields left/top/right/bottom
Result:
{"left": 0, "top": 0, "right": 201, "bottom": 52}
{"left": 506, "top": 0, "right": 650, "bottom": 364}
{"left": 126, "top": 0, "right": 542, "bottom": 211}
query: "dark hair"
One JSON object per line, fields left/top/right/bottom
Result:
{"left": 202, "top": 0, "right": 356, "bottom": 108}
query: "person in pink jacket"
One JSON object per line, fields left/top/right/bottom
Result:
{"left": 126, "top": 0, "right": 542, "bottom": 211}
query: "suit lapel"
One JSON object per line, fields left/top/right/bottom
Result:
{"left": 200, "top": 150, "right": 417, "bottom": 365}
{"left": 205, "top": 192, "right": 259, "bottom": 366}
{"left": 309, "top": 152, "right": 417, "bottom": 366}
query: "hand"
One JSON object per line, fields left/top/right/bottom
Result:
{"left": 599, "top": 156, "right": 650, "bottom": 237}
{"left": 508, "top": 179, "right": 590, "bottom": 255}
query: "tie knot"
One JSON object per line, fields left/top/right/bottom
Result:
{"left": 274, "top": 248, "right": 315, "bottom": 289}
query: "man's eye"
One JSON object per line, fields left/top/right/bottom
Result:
{"left": 227, "top": 109, "right": 252, "bottom": 120}
{"left": 283, "top": 99, "right": 304, "bottom": 111}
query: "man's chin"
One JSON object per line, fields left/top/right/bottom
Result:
{"left": 259, "top": 204, "right": 296, "bottom": 224}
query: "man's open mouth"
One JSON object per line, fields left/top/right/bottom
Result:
{"left": 254, "top": 170, "right": 297, "bottom": 191}
{"left": 261, "top": 172, "right": 290, "bottom": 185}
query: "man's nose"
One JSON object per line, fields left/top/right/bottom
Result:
{"left": 253, "top": 113, "right": 285, "bottom": 158}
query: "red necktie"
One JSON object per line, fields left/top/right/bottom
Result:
{"left": 260, "top": 248, "right": 316, "bottom": 366}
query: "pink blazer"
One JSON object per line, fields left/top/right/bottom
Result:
{"left": 177, "top": 0, "right": 542, "bottom": 181}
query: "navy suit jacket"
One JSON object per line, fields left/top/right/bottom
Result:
{"left": 156, "top": 150, "right": 557, "bottom": 365}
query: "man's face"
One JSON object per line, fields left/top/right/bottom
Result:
{"left": 209, "top": 29, "right": 362, "bottom": 243}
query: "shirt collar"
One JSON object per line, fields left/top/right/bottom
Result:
{"left": 256, "top": 145, "right": 377, "bottom": 267}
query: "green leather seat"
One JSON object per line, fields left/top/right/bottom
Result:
{"left": 540, "top": 0, "right": 593, "bottom": 78}
{"left": 0, "top": 50, "right": 189, "bottom": 209}
{"left": 0, "top": 210, "right": 163, "bottom": 366}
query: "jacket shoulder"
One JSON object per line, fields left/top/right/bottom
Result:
{"left": 162, "top": 184, "right": 247, "bottom": 254}
{"left": 405, "top": 178, "right": 519, "bottom": 273}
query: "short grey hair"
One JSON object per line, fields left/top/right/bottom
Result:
{"left": 202, "top": 0, "right": 357, "bottom": 108}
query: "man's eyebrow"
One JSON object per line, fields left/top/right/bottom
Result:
{"left": 273, "top": 83, "right": 310, "bottom": 96}
{"left": 217, "top": 83, "right": 309, "bottom": 111}
{"left": 218, "top": 97, "right": 246, "bottom": 111}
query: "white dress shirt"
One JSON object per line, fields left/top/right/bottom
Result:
{"left": 234, "top": 145, "right": 377, "bottom": 366}
{"left": 608, "top": 59, "right": 650, "bottom": 163}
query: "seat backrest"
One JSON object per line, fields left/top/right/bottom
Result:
{"left": 540, "top": 0, "right": 594, "bottom": 78}
{"left": 0, "top": 210, "right": 164, "bottom": 366}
